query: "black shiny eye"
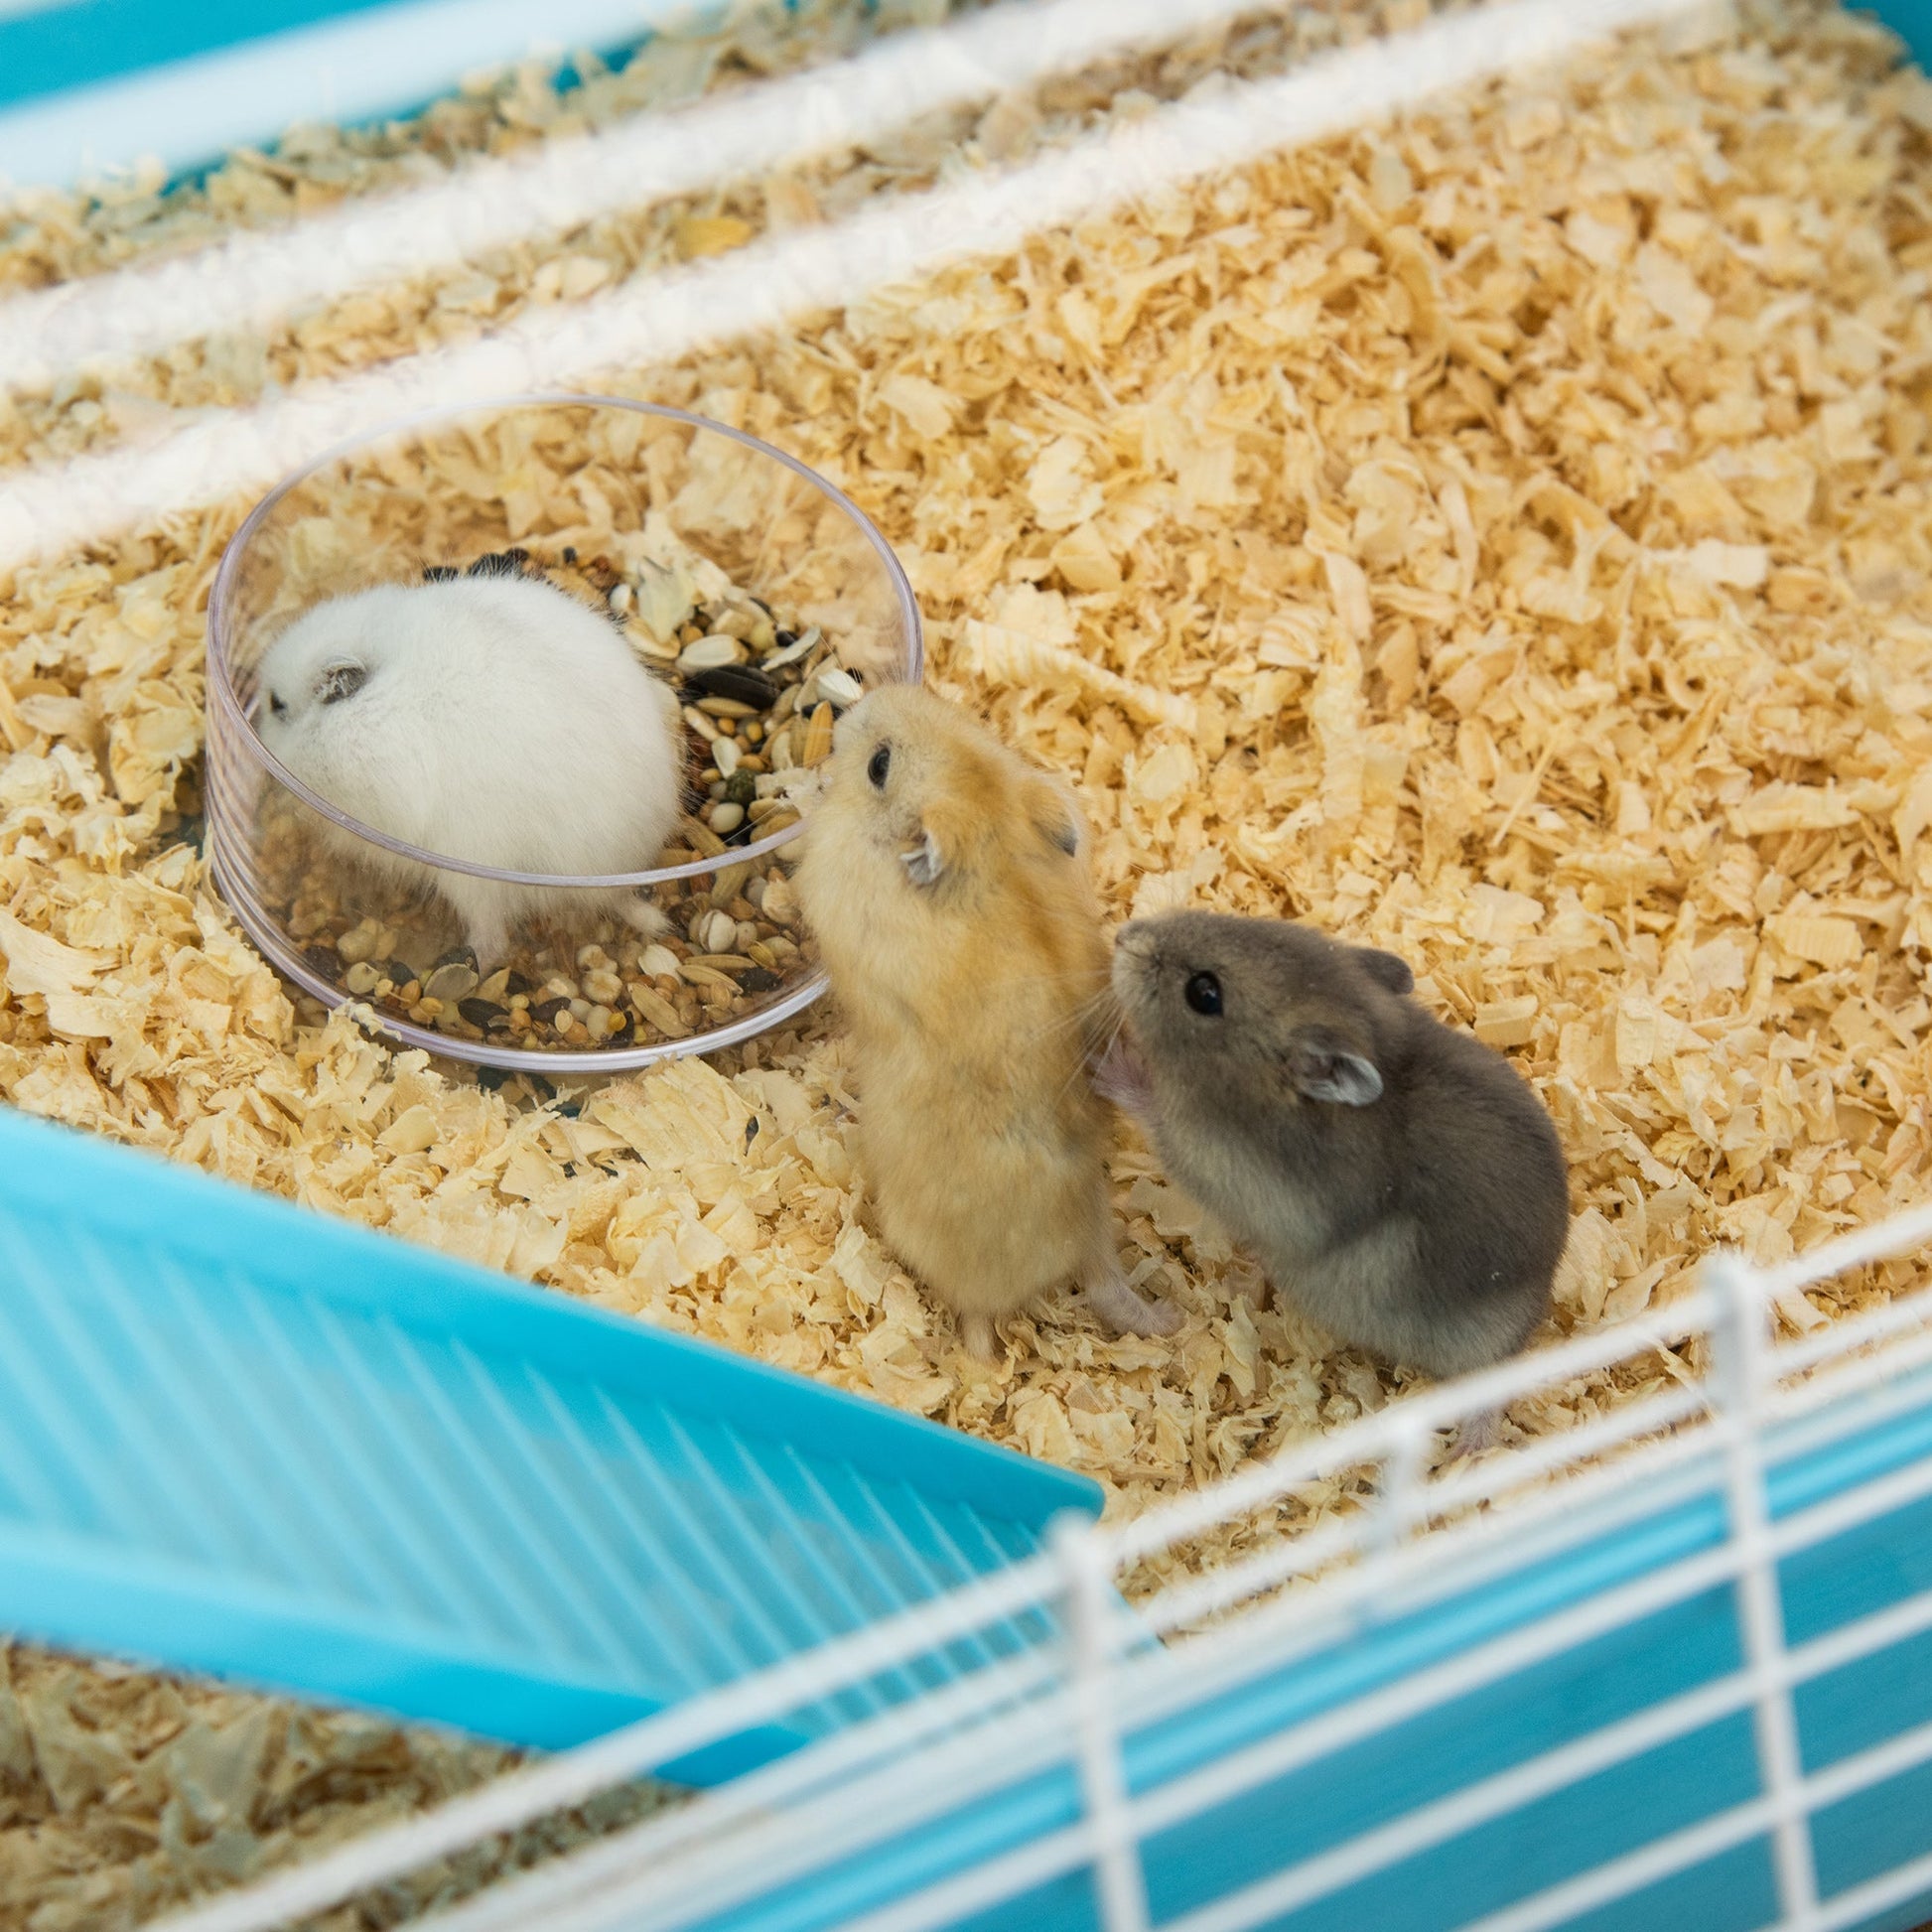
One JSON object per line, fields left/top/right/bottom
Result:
{"left": 868, "top": 744, "right": 892, "bottom": 788}
{"left": 267, "top": 691, "right": 288, "bottom": 719}
{"left": 1184, "top": 971, "right": 1223, "bottom": 1017}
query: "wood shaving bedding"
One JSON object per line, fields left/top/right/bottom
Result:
{"left": 3, "top": 0, "right": 1932, "bottom": 1921}
{"left": 0, "top": 1641, "right": 676, "bottom": 1932}
{"left": 0, "top": 0, "right": 1469, "bottom": 477}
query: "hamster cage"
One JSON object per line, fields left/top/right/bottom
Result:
{"left": 0, "top": 0, "right": 1929, "bottom": 1928}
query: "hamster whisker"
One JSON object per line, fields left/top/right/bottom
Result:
{"left": 1017, "top": 983, "right": 1120, "bottom": 1052}
{"left": 1060, "top": 1009, "right": 1128, "bottom": 1107}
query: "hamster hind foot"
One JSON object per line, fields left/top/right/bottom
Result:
{"left": 960, "top": 1312, "right": 1000, "bottom": 1361}
{"left": 1082, "top": 1253, "right": 1181, "bottom": 1338}
{"left": 462, "top": 912, "right": 508, "bottom": 971}
{"left": 1444, "top": 1406, "right": 1501, "bottom": 1462}
{"left": 621, "top": 897, "right": 671, "bottom": 939}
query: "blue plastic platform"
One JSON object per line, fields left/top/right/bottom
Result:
{"left": 0, "top": 1104, "right": 1098, "bottom": 1787}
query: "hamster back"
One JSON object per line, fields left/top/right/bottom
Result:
{"left": 255, "top": 575, "right": 683, "bottom": 958}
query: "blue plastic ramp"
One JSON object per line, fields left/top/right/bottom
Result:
{"left": 0, "top": 1104, "right": 1098, "bottom": 1787}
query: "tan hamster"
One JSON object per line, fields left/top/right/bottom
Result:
{"left": 796, "top": 684, "right": 1180, "bottom": 1359}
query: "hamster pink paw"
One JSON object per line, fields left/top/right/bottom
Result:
{"left": 1082, "top": 1261, "right": 1182, "bottom": 1338}
{"left": 1444, "top": 1406, "right": 1501, "bottom": 1461}
{"left": 1091, "top": 1033, "right": 1155, "bottom": 1118}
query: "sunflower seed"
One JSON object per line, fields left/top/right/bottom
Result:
{"left": 761, "top": 623, "right": 821, "bottom": 669}
{"left": 424, "top": 959, "right": 480, "bottom": 1003}
{"left": 678, "top": 634, "right": 749, "bottom": 673}
{"left": 689, "top": 663, "right": 778, "bottom": 707}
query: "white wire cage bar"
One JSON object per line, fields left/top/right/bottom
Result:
{"left": 165, "top": 1200, "right": 1932, "bottom": 1932}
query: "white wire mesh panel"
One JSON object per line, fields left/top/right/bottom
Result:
{"left": 165, "top": 1206, "right": 1932, "bottom": 1932}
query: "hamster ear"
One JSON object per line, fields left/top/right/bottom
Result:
{"left": 1025, "top": 776, "right": 1081, "bottom": 858}
{"left": 1287, "top": 1029, "right": 1383, "bottom": 1107}
{"left": 316, "top": 662, "right": 367, "bottom": 706}
{"left": 1357, "top": 947, "right": 1415, "bottom": 996}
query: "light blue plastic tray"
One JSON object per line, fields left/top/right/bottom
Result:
{"left": 0, "top": 1103, "right": 1098, "bottom": 1788}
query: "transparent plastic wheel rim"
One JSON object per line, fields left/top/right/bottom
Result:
{"left": 205, "top": 392, "right": 922, "bottom": 1073}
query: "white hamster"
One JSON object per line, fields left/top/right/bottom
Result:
{"left": 254, "top": 573, "right": 684, "bottom": 962}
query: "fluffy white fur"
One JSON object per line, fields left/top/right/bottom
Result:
{"left": 254, "top": 576, "right": 683, "bottom": 961}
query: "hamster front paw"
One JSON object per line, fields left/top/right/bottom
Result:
{"left": 1090, "top": 1033, "right": 1154, "bottom": 1118}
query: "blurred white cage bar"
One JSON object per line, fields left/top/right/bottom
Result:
{"left": 169, "top": 1201, "right": 1932, "bottom": 1932}
{"left": 0, "top": 0, "right": 1713, "bottom": 572}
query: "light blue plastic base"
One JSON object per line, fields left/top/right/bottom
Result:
{"left": 0, "top": 1104, "right": 1098, "bottom": 1787}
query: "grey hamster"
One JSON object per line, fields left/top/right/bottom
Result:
{"left": 1103, "top": 909, "right": 1568, "bottom": 1381}
{"left": 254, "top": 574, "right": 684, "bottom": 963}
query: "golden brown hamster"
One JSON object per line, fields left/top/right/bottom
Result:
{"left": 796, "top": 683, "right": 1180, "bottom": 1359}
{"left": 1103, "top": 910, "right": 1567, "bottom": 1386}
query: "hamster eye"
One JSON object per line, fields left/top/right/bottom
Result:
{"left": 267, "top": 691, "right": 289, "bottom": 720}
{"left": 1184, "top": 971, "right": 1223, "bottom": 1017}
{"left": 867, "top": 744, "right": 892, "bottom": 789}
